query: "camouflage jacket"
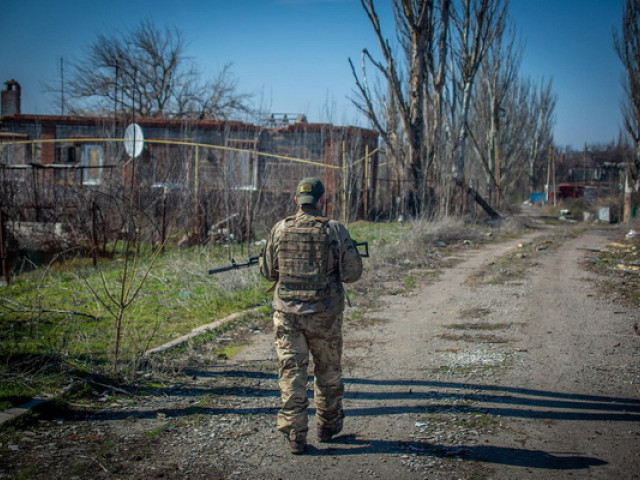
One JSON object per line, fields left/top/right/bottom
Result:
{"left": 259, "top": 204, "right": 363, "bottom": 314}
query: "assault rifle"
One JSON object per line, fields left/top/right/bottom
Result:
{"left": 208, "top": 256, "right": 259, "bottom": 275}
{"left": 207, "top": 241, "right": 368, "bottom": 275}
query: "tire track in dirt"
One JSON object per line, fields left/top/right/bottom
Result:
{"left": 227, "top": 228, "right": 554, "bottom": 479}
{"left": 478, "top": 229, "right": 640, "bottom": 480}
{"left": 232, "top": 226, "right": 639, "bottom": 480}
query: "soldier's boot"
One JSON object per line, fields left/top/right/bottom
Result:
{"left": 285, "top": 430, "right": 307, "bottom": 454}
{"left": 317, "top": 416, "right": 344, "bottom": 442}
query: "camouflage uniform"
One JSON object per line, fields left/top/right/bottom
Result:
{"left": 260, "top": 196, "right": 362, "bottom": 450}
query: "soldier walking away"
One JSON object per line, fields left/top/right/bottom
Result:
{"left": 259, "top": 177, "right": 363, "bottom": 454}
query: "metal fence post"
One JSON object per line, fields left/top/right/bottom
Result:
{"left": 0, "top": 209, "right": 11, "bottom": 284}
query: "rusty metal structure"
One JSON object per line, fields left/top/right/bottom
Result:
{"left": 0, "top": 81, "right": 383, "bottom": 280}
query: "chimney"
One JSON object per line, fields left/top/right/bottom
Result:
{"left": 1, "top": 79, "right": 21, "bottom": 116}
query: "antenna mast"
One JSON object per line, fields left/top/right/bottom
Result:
{"left": 60, "top": 57, "right": 65, "bottom": 115}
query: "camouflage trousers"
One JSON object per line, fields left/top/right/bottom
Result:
{"left": 273, "top": 310, "right": 345, "bottom": 437}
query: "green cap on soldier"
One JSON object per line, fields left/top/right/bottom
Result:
{"left": 296, "top": 177, "right": 325, "bottom": 205}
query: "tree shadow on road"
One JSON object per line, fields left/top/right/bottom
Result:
{"left": 307, "top": 434, "right": 607, "bottom": 470}
{"left": 176, "top": 369, "right": 640, "bottom": 422}
{"left": 75, "top": 369, "right": 640, "bottom": 423}
{"left": 57, "top": 369, "right": 633, "bottom": 473}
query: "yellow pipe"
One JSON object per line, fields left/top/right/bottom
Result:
{"left": 342, "top": 141, "right": 347, "bottom": 223}
{"left": 1, "top": 138, "right": 341, "bottom": 170}
{"left": 194, "top": 145, "right": 199, "bottom": 197}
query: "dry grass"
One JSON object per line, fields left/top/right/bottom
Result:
{"left": 582, "top": 220, "right": 640, "bottom": 309}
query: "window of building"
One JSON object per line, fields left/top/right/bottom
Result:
{"left": 2, "top": 143, "right": 26, "bottom": 165}
{"left": 55, "top": 144, "right": 77, "bottom": 164}
{"left": 82, "top": 145, "right": 103, "bottom": 185}
{"left": 150, "top": 144, "right": 186, "bottom": 190}
{"left": 226, "top": 139, "right": 258, "bottom": 191}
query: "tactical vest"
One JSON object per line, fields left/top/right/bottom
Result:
{"left": 277, "top": 214, "right": 332, "bottom": 301}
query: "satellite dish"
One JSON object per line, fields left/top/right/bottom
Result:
{"left": 123, "top": 123, "right": 144, "bottom": 158}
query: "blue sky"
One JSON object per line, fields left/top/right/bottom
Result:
{"left": 0, "top": 0, "right": 626, "bottom": 149}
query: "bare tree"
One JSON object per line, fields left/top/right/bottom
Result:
{"left": 59, "top": 20, "right": 251, "bottom": 119}
{"left": 352, "top": 0, "right": 508, "bottom": 218}
{"left": 350, "top": 0, "right": 449, "bottom": 216}
{"left": 448, "top": 0, "right": 508, "bottom": 213}
{"left": 467, "top": 19, "right": 555, "bottom": 207}
{"left": 614, "top": 0, "right": 640, "bottom": 220}
{"left": 524, "top": 79, "right": 556, "bottom": 197}
{"left": 471, "top": 78, "right": 556, "bottom": 204}
{"left": 481, "top": 22, "right": 520, "bottom": 202}
{"left": 426, "top": 0, "right": 452, "bottom": 214}
{"left": 175, "top": 63, "right": 252, "bottom": 120}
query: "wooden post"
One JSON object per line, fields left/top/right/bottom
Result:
{"left": 0, "top": 210, "right": 11, "bottom": 284}
{"left": 161, "top": 190, "right": 167, "bottom": 253}
{"left": 194, "top": 145, "right": 200, "bottom": 236}
{"left": 546, "top": 148, "right": 551, "bottom": 204}
{"left": 363, "top": 144, "right": 369, "bottom": 221}
{"left": 91, "top": 201, "right": 99, "bottom": 267}
{"left": 623, "top": 173, "right": 632, "bottom": 223}
{"left": 494, "top": 131, "right": 500, "bottom": 208}
{"left": 551, "top": 146, "right": 556, "bottom": 206}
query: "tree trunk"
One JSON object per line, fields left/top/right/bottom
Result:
{"left": 456, "top": 178, "right": 501, "bottom": 218}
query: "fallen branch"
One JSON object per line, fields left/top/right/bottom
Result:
{"left": 456, "top": 179, "right": 502, "bottom": 219}
{"left": 0, "top": 298, "right": 100, "bottom": 321}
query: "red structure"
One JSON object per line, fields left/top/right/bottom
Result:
{"left": 557, "top": 184, "right": 585, "bottom": 199}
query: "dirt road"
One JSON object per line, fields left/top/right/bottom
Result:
{"left": 231, "top": 225, "right": 639, "bottom": 480}
{"left": 2, "top": 223, "right": 639, "bottom": 479}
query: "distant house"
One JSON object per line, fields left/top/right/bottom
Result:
{"left": 0, "top": 80, "right": 380, "bottom": 248}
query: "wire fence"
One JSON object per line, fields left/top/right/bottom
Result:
{"left": 0, "top": 136, "right": 395, "bottom": 281}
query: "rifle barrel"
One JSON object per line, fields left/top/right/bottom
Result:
{"left": 208, "top": 256, "right": 259, "bottom": 275}
{"left": 208, "top": 264, "right": 236, "bottom": 275}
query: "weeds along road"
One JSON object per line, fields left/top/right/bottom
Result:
{"left": 234, "top": 224, "right": 638, "bottom": 480}
{"left": 1, "top": 222, "right": 639, "bottom": 480}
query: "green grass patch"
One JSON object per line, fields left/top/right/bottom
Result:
{"left": 0, "top": 242, "right": 271, "bottom": 408}
{"left": 347, "top": 220, "right": 413, "bottom": 247}
{"left": 403, "top": 274, "right": 417, "bottom": 290}
{"left": 1, "top": 244, "right": 269, "bottom": 360}
{"left": 452, "top": 411, "right": 500, "bottom": 429}
{"left": 215, "top": 344, "right": 243, "bottom": 360}
{"left": 144, "top": 424, "right": 170, "bottom": 439}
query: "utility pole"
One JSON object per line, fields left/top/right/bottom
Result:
{"left": 546, "top": 148, "right": 551, "bottom": 204}
{"left": 583, "top": 143, "right": 587, "bottom": 185}
{"left": 551, "top": 146, "right": 556, "bottom": 206}
{"left": 493, "top": 102, "right": 501, "bottom": 208}
{"left": 60, "top": 57, "right": 65, "bottom": 115}
{"left": 623, "top": 172, "right": 632, "bottom": 223}
{"left": 0, "top": 210, "right": 10, "bottom": 285}
{"left": 363, "top": 144, "right": 369, "bottom": 221}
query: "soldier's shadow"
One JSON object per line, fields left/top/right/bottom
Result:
{"left": 304, "top": 434, "right": 607, "bottom": 471}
